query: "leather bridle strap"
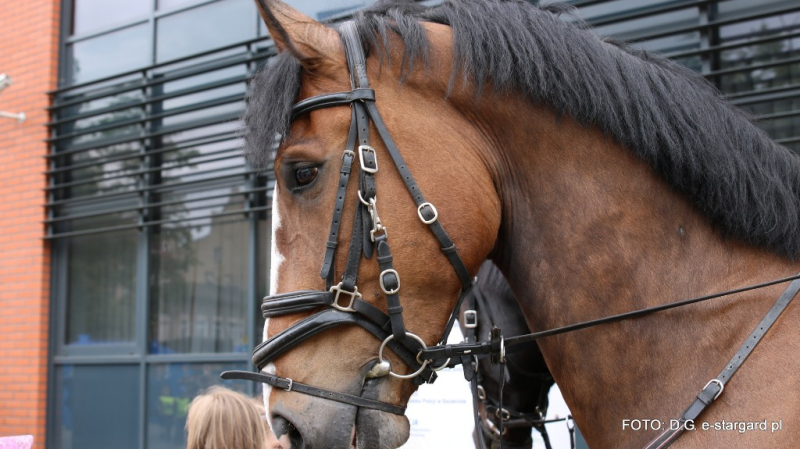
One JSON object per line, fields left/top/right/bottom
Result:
{"left": 320, "top": 137, "right": 355, "bottom": 285}
{"left": 220, "top": 370, "right": 406, "bottom": 415}
{"left": 252, "top": 308, "right": 434, "bottom": 383}
{"left": 461, "top": 282, "right": 488, "bottom": 449}
{"left": 643, "top": 273, "right": 800, "bottom": 449}
{"left": 291, "top": 88, "right": 375, "bottom": 119}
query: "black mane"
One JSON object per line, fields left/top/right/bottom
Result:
{"left": 244, "top": 0, "right": 800, "bottom": 259}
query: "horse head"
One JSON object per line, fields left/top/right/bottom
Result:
{"left": 246, "top": 1, "right": 500, "bottom": 447}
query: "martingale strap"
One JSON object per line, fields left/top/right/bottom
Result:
{"left": 644, "top": 274, "right": 800, "bottom": 449}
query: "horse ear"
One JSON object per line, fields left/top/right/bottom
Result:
{"left": 255, "top": 0, "right": 340, "bottom": 67}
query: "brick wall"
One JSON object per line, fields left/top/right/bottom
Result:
{"left": 0, "top": 0, "right": 60, "bottom": 447}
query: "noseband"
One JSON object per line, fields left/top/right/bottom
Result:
{"left": 222, "top": 21, "right": 475, "bottom": 415}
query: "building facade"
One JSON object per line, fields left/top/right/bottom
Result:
{"left": 0, "top": 0, "right": 798, "bottom": 448}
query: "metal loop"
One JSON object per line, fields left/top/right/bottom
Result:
{"left": 499, "top": 336, "right": 506, "bottom": 364}
{"left": 378, "top": 333, "right": 430, "bottom": 379}
{"left": 477, "top": 385, "right": 486, "bottom": 400}
{"left": 496, "top": 407, "right": 511, "bottom": 421}
{"left": 379, "top": 269, "right": 400, "bottom": 295}
{"left": 285, "top": 378, "right": 293, "bottom": 392}
{"left": 342, "top": 149, "right": 355, "bottom": 161}
{"left": 357, "top": 190, "right": 372, "bottom": 206}
{"left": 463, "top": 309, "right": 478, "bottom": 328}
{"left": 430, "top": 358, "right": 451, "bottom": 371}
{"left": 417, "top": 202, "right": 438, "bottom": 225}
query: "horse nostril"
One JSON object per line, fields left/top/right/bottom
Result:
{"left": 272, "top": 414, "right": 305, "bottom": 449}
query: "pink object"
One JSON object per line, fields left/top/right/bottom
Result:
{"left": 0, "top": 436, "right": 33, "bottom": 449}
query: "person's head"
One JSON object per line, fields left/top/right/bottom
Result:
{"left": 185, "top": 386, "right": 267, "bottom": 449}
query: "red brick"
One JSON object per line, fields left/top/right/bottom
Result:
{"left": 0, "top": 1, "right": 58, "bottom": 448}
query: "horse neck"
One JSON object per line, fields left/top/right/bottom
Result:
{"left": 475, "top": 96, "right": 798, "bottom": 446}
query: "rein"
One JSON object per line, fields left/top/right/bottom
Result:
{"left": 423, "top": 272, "right": 800, "bottom": 362}
{"left": 223, "top": 19, "right": 800, "bottom": 449}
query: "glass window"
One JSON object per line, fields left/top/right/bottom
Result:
{"left": 156, "top": 0, "right": 256, "bottom": 63}
{"left": 146, "top": 362, "right": 250, "bottom": 449}
{"left": 68, "top": 24, "right": 152, "bottom": 85}
{"left": 718, "top": 12, "right": 800, "bottom": 93}
{"left": 71, "top": 0, "right": 151, "bottom": 36}
{"left": 285, "top": 0, "right": 370, "bottom": 21}
{"left": 65, "top": 229, "right": 139, "bottom": 347}
{"left": 53, "top": 365, "right": 140, "bottom": 449}
{"left": 148, "top": 220, "right": 250, "bottom": 354}
{"left": 717, "top": 0, "right": 798, "bottom": 19}
{"left": 158, "top": 0, "right": 206, "bottom": 11}
{"left": 594, "top": 8, "right": 699, "bottom": 41}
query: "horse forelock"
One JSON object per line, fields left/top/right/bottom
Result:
{"left": 244, "top": 0, "right": 800, "bottom": 259}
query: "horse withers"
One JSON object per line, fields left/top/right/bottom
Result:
{"left": 236, "top": 0, "right": 800, "bottom": 447}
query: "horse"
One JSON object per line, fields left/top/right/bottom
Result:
{"left": 460, "top": 261, "right": 557, "bottom": 449}
{"left": 230, "top": 0, "right": 800, "bottom": 447}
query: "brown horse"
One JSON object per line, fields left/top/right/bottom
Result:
{"left": 242, "top": 0, "right": 800, "bottom": 448}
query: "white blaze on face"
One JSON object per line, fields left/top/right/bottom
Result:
{"left": 263, "top": 185, "right": 285, "bottom": 430}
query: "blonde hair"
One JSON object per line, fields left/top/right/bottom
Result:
{"left": 185, "top": 386, "right": 267, "bottom": 449}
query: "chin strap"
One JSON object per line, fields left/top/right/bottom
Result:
{"left": 221, "top": 370, "right": 406, "bottom": 415}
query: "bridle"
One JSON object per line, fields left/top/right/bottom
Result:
{"left": 223, "top": 19, "right": 800, "bottom": 449}
{"left": 223, "top": 20, "right": 475, "bottom": 416}
{"left": 462, "top": 282, "right": 571, "bottom": 449}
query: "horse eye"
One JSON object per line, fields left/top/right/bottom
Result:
{"left": 294, "top": 167, "right": 318, "bottom": 187}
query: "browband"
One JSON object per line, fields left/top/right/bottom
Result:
{"left": 291, "top": 88, "right": 375, "bottom": 119}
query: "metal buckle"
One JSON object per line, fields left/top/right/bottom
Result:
{"left": 285, "top": 378, "right": 293, "bottom": 392}
{"left": 379, "top": 269, "right": 400, "bottom": 295}
{"left": 417, "top": 202, "right": 438, "bottom": 225}
{"left": 463, "top": 309, "right": 478, "bottom": 328}
{"left": 358, "top": 145, "right": 378, "bottom": 174}
{"left": 329, "top": 283, "right": 361, "bottom": 312}
{"left": 342, "top": 149, "right": 355, "bottom": 161}
{"left": 703, "top": 378, "right": 724, "bottom": 400}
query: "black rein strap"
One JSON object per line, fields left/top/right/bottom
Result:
{"left": 421, "top": 272, "right": 800, "bottom": 362}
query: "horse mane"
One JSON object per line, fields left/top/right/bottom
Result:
{"left": 244, "top": 0, "right": 800, "bottom": 259}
